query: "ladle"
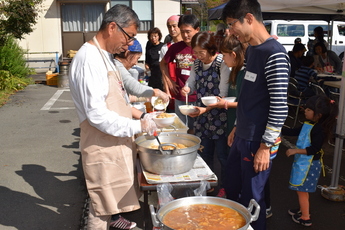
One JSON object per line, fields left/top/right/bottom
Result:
{"left": 185, "top": 82, "right": 189, "bottom": 106}
{"left": 153, "top": 131, "right": 177, "bottom": 155}
{"left": 153, "top": 130, "right": 162, "bottom": 146}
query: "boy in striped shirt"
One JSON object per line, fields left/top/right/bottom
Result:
{"left": 222, "top": 0, "right": 289, "bottom": 229}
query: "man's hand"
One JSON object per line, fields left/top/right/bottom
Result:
{"left": 227, "top": 127, "right": 236, "bottom": 147}
{"left": 253, "top": 144, "right": 271, "bottom": 173}
{"left": 160, "top": 59, "right": 179, "bottom": 95}
{"left": 140, "top": 113, "right": 158, "bottom": 135}
{"left": 153, "top": 89, "right": 170, "bottom": 103}
{"left": 181, "top": 86, "right": 190, "bottom": 95}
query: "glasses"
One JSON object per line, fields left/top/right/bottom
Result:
{"left": 227, "top": 16, "right": 244, "bottom": 29}
{"left": 116, "top": 22, "right": 136, "bottom": 42}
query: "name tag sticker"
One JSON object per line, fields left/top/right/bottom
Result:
{"left": 244, "top": 71, "right": 257, "bottom": 82}
{"left": 181, "top": 69, "right": 190, "bottom": 76}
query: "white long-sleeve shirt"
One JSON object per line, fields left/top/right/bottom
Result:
{"left": 69, "top": 42, "right": 142, "bottom": 137}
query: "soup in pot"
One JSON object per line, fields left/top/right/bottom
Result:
{"left": 149, "top": 143, "right": 188, "bottom": 150}
{"left": 163, "top": 204, "right": 246, "bottom": 230}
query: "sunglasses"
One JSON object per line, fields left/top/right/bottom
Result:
{"left": 116, "top": 22, "right": 136, "bottom": 42}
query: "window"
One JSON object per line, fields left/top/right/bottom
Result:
{"left": 110, "top": 0, "right": 152, "bottom": 32}
{"left": 337, "top": 24, "right": 345, "bottom": 36}
{"left": 264, "top": 22, "right": 272, "bottom": 34}
{"left": 308, "top": 25, "right": 329, "bottom": 37}
{"left": 277, "top": 24, "right": 305, "bottom": 37}
{"left": 61, "top": 4, "right": 104, "bottom": 32}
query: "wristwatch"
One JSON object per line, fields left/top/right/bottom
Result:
{"left": 261, "top": 141, "right": 273, "bottom": 148}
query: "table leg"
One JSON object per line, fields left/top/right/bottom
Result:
{"left": 143, "top": 190, "right": 149, "bottom": 230}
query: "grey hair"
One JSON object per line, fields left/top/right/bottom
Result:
{"left": 100, "top": 4, "right": 140, "bottom": 31}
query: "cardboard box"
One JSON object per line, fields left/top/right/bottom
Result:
{"left": 46, "top": 73, "right": 58, "bottom": 86}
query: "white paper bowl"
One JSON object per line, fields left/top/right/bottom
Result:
{"left": 179, "top": 105, "right": 197, "bottom": 115}
{"left": 151, "top": 97, "right": 169, "bottom": 111}
{"left": 152, "top": 113, "right": 176, "bottom": 128}
{"left": 201, "top": 96, "right": 218, "bottom": 106}
{"left": 223, "top": 97, "right": 236, "bottom": 102}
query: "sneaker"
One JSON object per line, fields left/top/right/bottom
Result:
{"left": 266, "top": 206, "right": 273, "bottom": 218}
{"left": 292, "top": 214, "right": 312, "bottom": 227}
{"left": 288, "top": 208, "right": 301, "bottom": 216}
{"left": 110, "top": 215, "right": 137, "bottom": 229}
{"left": 217, "top": 188, "right": 226, "bottom": 198}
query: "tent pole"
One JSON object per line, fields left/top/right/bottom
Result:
{"left": 330, "top": 76, "right": 345, "bottom": 187}
{"left": 321, "top": 61, "right": 345, "bottom": 201}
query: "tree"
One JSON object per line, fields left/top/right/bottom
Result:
{"left": 182, "top": 0, "right": 226, "bottom": 30}
{"left": 0, "top": 0, "right": 43, "bottom": 41}
{"left": 206, "top": 0, "right": 227, "bottom": 9}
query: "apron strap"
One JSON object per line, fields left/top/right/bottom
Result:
{"left": 92, "top": 36, "right": 130, "bottom": 104}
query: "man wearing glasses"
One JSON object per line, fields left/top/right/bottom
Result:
{"left": 69, "top": 5, "right": 157, "bottom": 230}
{"left": 222, "top": 0, "right": 289, "bottom": 230}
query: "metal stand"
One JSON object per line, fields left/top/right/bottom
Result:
{"left": 321, "top": 69, "right": 345, "bottom": 202}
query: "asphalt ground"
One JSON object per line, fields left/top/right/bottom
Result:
{"left": 1, "top": 80, "right": 345, "bottom": 230}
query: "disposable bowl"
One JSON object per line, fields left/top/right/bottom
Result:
{"left": 201, "top": 96, "right": 217, "bottom": 106}
{"left": 179, "top": 105, "right": 196, "bottom": 115}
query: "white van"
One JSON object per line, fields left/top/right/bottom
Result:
{"left": 264, "top": 20, "right": 345, "bottom": 58}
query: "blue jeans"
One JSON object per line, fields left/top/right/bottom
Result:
{"left": 198, "top": 136, "right": 228, "bottom": 188}
{"left": 224, "top": 136, "right": 271, "bottom": 230}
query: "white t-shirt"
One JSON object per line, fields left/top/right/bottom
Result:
{"left": 69, "top": 42, "right": 141, "bottom": 137}
{"left": 159, "top": 41, "right": 174, "bottom": 62}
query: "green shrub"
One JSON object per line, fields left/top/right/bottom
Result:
{"left": 0, "top": 70, "right": 32, "bottom": 91}
{"left": 0, "top": 35, "right": 32, "bottom": 79}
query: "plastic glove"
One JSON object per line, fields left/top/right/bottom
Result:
{"left": 153, "top": 89, "right": 170, "bottom": 103}
{"left": 140, "top": 113, "right": 158, "bottom": 136}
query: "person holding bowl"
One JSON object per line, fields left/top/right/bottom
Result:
{"left": 181, "top": 31, "right": 230, "bottom": 197}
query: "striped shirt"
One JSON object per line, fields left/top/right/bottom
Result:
{"left": 236, "top": 38, "right": 289, "bottom": 145}
{"left": 294, "top": 66, "right": 317, "bottom": 91}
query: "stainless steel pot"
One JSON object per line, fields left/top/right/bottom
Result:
{"left": 135, "top": 132, "right": 201, "bottom": 174}
{"left": 150, "top": 196, "right": 260, "bottom": 230}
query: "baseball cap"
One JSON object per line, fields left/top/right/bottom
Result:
{"left": 128, "top": 40, "right": 142, "bottom": 53}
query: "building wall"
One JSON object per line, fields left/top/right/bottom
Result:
{"left": 140, "top": 0, "right": 180, "bottom": 62}
{"left": 18, "top": 0, "right": 62, "bottom": 59}
{"left": 17, "top": 0, "right": 180, "bottom": 70}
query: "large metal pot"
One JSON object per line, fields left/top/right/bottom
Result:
{"left": 135, "top": 132, "right": 201, "bottom": 174}
{"left": 150, "top": 196, "right": 260, "bottom": 230}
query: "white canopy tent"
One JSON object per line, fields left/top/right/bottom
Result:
{"left": 209, "top": 0, "right": 345, "bottom": 200}
{"left": 209, "top": 1, "right": 345, "bottom": 21}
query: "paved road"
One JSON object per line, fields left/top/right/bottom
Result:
{"left": 0, "top": 84, "right": 87, "bottom": 230}
{"left": 1, "top": 83, "right": 345, "bottom": 230}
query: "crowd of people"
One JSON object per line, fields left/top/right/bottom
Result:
{"left": 67, "top": 0, "right": 339, "bottom": 229}
{"left": 289, "top": 25, "right": 342, "bottom": 98}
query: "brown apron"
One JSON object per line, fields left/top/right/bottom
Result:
{"left": 80, "top": 37, "right": 140, "bottom": 216}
